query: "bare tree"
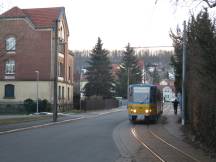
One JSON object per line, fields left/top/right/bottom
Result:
{"left": 155, "top": 0, "right": 216, "bottom": 8}
{"left": 202, "top": 0, "right": 216, "bottom": 8}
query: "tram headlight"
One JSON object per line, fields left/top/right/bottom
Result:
{"left": 131, "top": 109, "right": 136, "bottom": 113}
{"left": 145, "top": 109, "right": 151, "bottom": 113}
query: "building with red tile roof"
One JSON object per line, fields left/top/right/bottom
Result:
{"left": 0, "top": 7, "right": 73, "bottom": 113}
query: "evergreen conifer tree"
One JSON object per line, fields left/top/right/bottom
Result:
{"left": 169, "top": 30, "right": 183, "bottom": 92}
{"left": 188, "top": 9, "right": 216, "bottom": 80}
{"left": 152, "top": 68, "right": 160, "bottom": 84}
{"left": 116, "top": 43, "right": 142, "bottom": 98}
{"left": 186, "top": 9, "right": 216, "bottom": 149}
{"left": 83, "top": 37, "right": 114, "bottom": 98}
{"left": 170, "top": 9, "right": 216, "bottom": 149}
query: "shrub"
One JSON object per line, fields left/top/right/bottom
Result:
{"left": 24, "top": 98, "right": 36, "bottom": 114}
{"left": 39, "top": 99, "right": 51, "bottom": 112}
{"left": 24, "top": 98, "right": 51, "bottom": 114}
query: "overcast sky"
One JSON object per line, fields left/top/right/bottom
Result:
{"left": 0, "top": 0, "right": 210, "bottom": 50}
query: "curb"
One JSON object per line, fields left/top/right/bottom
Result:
{"left": 0, "top": 108, "right": 125, "bottom": 135}
{"left": 0, "top": 116, "right": 84, "bottom": 135}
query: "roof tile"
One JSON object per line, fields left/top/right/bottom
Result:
{"left": 0, "top": 6, "right": 63, "bottom": 28}
{"left": 1, "top": 6, "right": 26, "bottom": 17}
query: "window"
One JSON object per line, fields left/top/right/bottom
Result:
{"left": 150, "top": 87, "right": 157, "bottom": 103}
{"left": 58, "top": 39, "right": 65, "bottom": 54}
{"left": 58, "top": 86, "right": 61, "bottom": 99}
{"left": 5, "top": 60, "right": 15, "bottom": 74}
{"left": 6, "top": 37, "right": 16, "bottom": 51}
{"left": 62, "top": 87, "right": 64, "bottom": 99}
{"left": 68, "top": 66, "right": 71, "bottom": 80}
{"left": 132, "top": 87, "right": 150, "bottom": 103}
{"left": 58, "top": 62, "right": 64, "bottom": 77}
{"left": 4, "top": 84, "right": 15, "bottom": 98}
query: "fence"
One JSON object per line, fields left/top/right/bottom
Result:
{"left": 81, "top": 97, "right": 118, "bottom": 111}
{"left": 0, "top": 103, "right": 25, "bottom": 114}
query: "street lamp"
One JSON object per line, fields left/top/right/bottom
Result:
{"left": 35, "top": 70, "right": 39, "bottom": 114}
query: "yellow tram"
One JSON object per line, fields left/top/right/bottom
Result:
{"left": 127, "top": 84, "right": 163, "bottom": 121}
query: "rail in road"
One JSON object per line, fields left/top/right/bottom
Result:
{"left": 129, "top": 103, "right": 203, "bottom": 162}
{"left": 131, "top": 127, "right": 200, "bottom": 162}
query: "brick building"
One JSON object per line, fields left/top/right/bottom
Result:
{"left": 0, "top": 6, "right": 74, "bottom": 112}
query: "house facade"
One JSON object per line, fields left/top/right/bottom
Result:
{"left": 0, "top": 7, "right": 73, "bottom": 112}
{"left": 159, "top": 79, "right": 175, "bottom": 102}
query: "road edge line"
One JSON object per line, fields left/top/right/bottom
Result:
{"left": 0, "top": 116, "right": 85, "bottom": 135}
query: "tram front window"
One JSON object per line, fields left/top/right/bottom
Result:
{"left": 132, "top": 87, "right": 150, "bottom": 103}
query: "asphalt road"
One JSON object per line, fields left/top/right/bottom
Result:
{"left": 0, "top": 110, "right": 128, "bottom": 162}
{"left": 0, "top": 104, "right": 214, "bottom": 162}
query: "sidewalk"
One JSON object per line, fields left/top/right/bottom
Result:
{"left": 161, "top": 102, "right": 215, "bottom": 162}
{"left": 0, "top": 107, "right": 125, "bottom": 133}
{"left": 162, "top": 102, "right": 184, "bottom": 140}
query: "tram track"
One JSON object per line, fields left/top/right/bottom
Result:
{"left": 131, "top": 126, "right": 201, "bottom": 162}
{"left": 131, "top": 127, "right": 166, "bottom": 162}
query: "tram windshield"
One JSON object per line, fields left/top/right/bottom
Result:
{"left": 131, "top": 87, "right": 150, "bottom": 103}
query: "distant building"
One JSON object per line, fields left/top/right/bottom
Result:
{"left": 111, "top": 64, "right": 120, "bottom": 80}
{"left": 0, "top": 7, "right": 74, "bottom": 112}
{"left": 137, "top": 60, "right": 146, "bottom": 83}
{"left": 158, "top": 79, "right": 175, "bottom": 102}
{"left": 80, "top": 68, "right": 87, "bottom": 99}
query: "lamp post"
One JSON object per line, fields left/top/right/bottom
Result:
{"left": 35, "top": 70, "right": 39, "bottom": 114}
{"left": 181, "top": 21, "right": 187, "bottom": 126}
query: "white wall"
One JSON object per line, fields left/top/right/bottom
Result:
{"left": 0, "top": 81, "right": 52, "bottom": 103}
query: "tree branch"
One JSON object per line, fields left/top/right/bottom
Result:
{"left": 202, "top": 0, "right": 216, "bottom": 8}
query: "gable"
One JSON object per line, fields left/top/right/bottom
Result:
{"left": 0, "top": 6, "right": 66, "bottom": 29}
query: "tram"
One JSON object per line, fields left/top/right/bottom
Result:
{"left": 127, "top": 84, "right": 163, "bottom": 122}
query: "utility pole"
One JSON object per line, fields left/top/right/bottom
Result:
{"left": 79, "top": 67, "right": 82, "bottom": 111}
{"left": 127, "top": 68, "right": 130, "bottom": 100}
{"left": 35, "top": 70, "right": 39, "bottom": 114}
{"left": 53, "top": 19, "right": 59, "bottom": 122}
{"left": 182, "top": 20, "right": 186, "bottom": 126}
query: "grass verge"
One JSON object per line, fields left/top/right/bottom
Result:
{"left": 0, "top": 115, "right": 53, "bottom": 125}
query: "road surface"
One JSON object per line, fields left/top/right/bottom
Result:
{"left": 0, "top": 104, "right": 214, "bottom": 162}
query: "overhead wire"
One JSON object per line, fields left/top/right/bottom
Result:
{"left": 134, "top": 0, "right": 174, "bottom": 50}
